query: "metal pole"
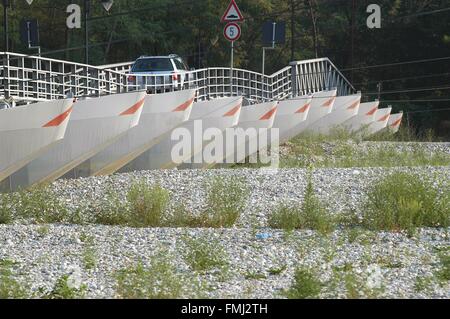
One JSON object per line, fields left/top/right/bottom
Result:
{"left": 230, "top": 40, "right": 234, "bottom": 96}
{"left": 85, "top": 0, "right": 90, "bottom": 64}
{"left": 262, "top": 48, "right": 266, "bottom": 75}
{"left": 3, "top": 0, "right": 8, "bottom": 52}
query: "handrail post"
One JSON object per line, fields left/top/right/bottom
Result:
{"left": 289, "top": 61, "right": 298, "bottom": 98}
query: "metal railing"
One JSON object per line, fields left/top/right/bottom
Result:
{"left": 290, "top": 58, "right": 355, "bottom": 96}
{"left": 0, "top": 52, "right": 129, "bottom": 102}
{"left": 1, "top": 52, "right": 354, "bottom": 104}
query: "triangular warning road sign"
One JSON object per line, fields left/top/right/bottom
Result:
{"left": 221, "top": 0, "right": 244, "bottom": 23}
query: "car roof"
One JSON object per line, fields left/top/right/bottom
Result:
{"left": 137, "top": 54, "right": 181, "bottom": 60}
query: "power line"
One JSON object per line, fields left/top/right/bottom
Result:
{"left": 353, "top": 72, "right": 450, "bottom": 86}
{"left": 340, "top": 56, "right": 450, "bottom": 72}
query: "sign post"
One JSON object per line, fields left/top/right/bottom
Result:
{"left": 221, "top": 0, "right": 244, "bottom": 96}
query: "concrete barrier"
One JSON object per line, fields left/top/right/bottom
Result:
{"left": 7, "top": 91, "right": 146, "bottom": 190}
{"left": 341, "top": 100, "right": 379, "bottom": 133}
{"left": 0, "top": 98, "right": 73, "bottom": 185}
{"left": 282, "top": 89, "right": 337, "bottom": 141}
{"left": 86, "top": 89, "right": 196, "bottom": 176}
{"left": 367, "top": 107, "right": 392, "bottom": 136}
{"left": 307, "top": 93, "right": 361, "bottom": 134}
{"left": 128, "top": 96, "right": 243, "bottom": 171}
{"left": 387, "top": 112, "right": 403, "bottom": 134}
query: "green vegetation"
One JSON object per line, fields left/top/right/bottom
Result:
{"left": 127, "top": 182, "right": 170, "bottom": 227}
{"left": 201, "top": 176, "right": 249, "bottom": 228}
{"left": 285, "top": 268, "right": 322, "bottom": 299}
{"left": 0, "top": 196, "right": 12, "bottom": 224}
{"left": 115, "top": 254, "right": 190, "bottom": 299}
{"left": 362, "top": 172, "right": 450, "bottom": 234}
{"left": 42, "top": 275, "right": 86, "bottom": 299}
{"left": 0, "top": 186, "right": 69, "bottom": 224}
{"left": 182, "top": 236, "right": 229, "bottom": 273}
{"left": 281, "top": 133, "right": 450, "bottom": 169}
{"left": 0, "top": 259, "right": 27, "bottom": 299}
{"left": 95, "top": 181, "right": 170, "bottom": 227}
{"left": 435, "top": 251, "right": 450, "bottom": 283}
{"left": 268, "top": 174, "right": 335, "bottom": 235}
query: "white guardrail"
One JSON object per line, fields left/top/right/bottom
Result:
{"left": 1, "top": 52, "right": 355, "bottom": 104}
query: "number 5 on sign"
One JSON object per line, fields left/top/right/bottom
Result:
{"left": 224, "top": 23, "right": 241, "bottom": 42}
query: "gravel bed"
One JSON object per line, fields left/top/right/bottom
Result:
{"left": 1, "top": 164, "right": 449, "bottom": 299}
{"left": 48, "top": 166, "right": 450, "bottom": 227}
{"left": 0, "top": 225, "right": 448, "bottom": 299}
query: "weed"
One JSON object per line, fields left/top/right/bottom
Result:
{"left": 362, "top": 172, "right": 450, "bottom": 233}
{"left": 285, "top": 267, "right": 322, "bottom": 299}
{"left": 182, "top": 236, "right": 229, "bottom": 273}
{"left": 201, "top": 176, "right": 249, "bottom": 228}
{"left": 127, "top": 181, "right": 170, "bottom": 227}
{"left": 43, "top": 274, "right": 86, "bottom": 299}
{"left": 0, "top": 259, "right": 27, "bottom": 299}
{"left": 115, "top": 252, "right": 192, "bottom": 299}
{"left": 268, "top": 175, "right": 334, "bottom": 235}
{"left": 268, "top": 265, "right": 287, "bottom": 276}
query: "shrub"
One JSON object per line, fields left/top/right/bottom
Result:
{"left": 268, "top": 203, "right": 301, "bottom": 232}
{"left": 268, "top": 174, "right": 335, "bottom": 235}
{"left": 201, "top": 176, "right": 249, "bottom": 227}
{"left": 285, "top": 268, "right": 322, "bottom": 299}
{"left": 363, "top": 172, "right": 450, "bottom": 233}
{"left": 0, "top": 260, "right": 27, "bottom": 299}
{"left": 127, "top": 181, "right": 170, "bottom": 227}
{"left": 182, "top": 236, "right": 229, "bottom": 273}
{"left": 115, "top": 254, "right": 188, "bottom": 299}
{"left": 0, "top": 195, "right": 12, "bottom": 224}
{"left": 94, "top": 181, "right": 170, "bottom": 228}
{"left": 42, "top": 274, "right": 86, "bottom": 299}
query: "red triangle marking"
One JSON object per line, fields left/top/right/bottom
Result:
{"left": 322, "top": 96, "right": 336, "bottom": 107}
{"left": 172, "top": 97, "right": 195, "bottom": 112}
{"left": 391, "top": 118, "right": 402, "bottom": 127}
{"left": 223, "top": 104, "right": 241, "bottom": 117}
{"left": 365, "top": 107, "right": 378, "bottom": 116}
{"left": 295, "top": 103, "right": 310, "bottom": 113}
{"left": 346, "top": 100, "right": 360, "bottom": 110}
{"left": 42, "top": 105, "right": 73, "bottom": 127}
{"left": 119, "top": 98, "right": 146, "bottom": 116}
{"left": 378, "top": 114, "right": 390, "bottom": 122}
{"left": 259, "top": 107, "right": 277, "bottom": 120}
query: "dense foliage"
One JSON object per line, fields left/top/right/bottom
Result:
{"left": 1, "top": 0, "right": 449, "bottom": 137}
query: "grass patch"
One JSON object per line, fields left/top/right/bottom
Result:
{"left": 435, "top": 251, "right": 450, "bottom": 283}
{"left": 268, "top": 174, "right": 335, "bottom": 235}
{"left": 127, "top": 182, "right": 169, "bottom": 227}
{"left": 2, "top": 186, "right": 69, "bottom": 224}
{"left": 280, "top": 129, "right": 450, "bottom": 168}
{"left": 285, "top": 267, "right": 322, "bottom": 299}
{"left": 201, "top": 176, "right": 249, "bottom": 228}
{"left": 42, "top": 274, "right": 86, "bottom": 299}
{"left": 182, "top": 236, "right": 229, "bottom": 273}
{"left": 0, "top": 196, "right": 12, "bottom": 224}
{"left": 94, "top": 181, "right": 170, "bottom": 228}
{"left": 362, "top": 172, "right": 450, "bottom": 234}
{"left": 0, "top": 259, "right": 27, "bottom": 299}
{"left": 115, "top": 252, "right": 194, "bottom": 299}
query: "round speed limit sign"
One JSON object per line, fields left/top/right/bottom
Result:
{"left": 224, "top": 22, "right": 241, "bottom": 42}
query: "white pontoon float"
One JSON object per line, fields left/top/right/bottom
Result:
{"left": 0, "top": 98, "right": 73, "bottom": 184}
{"left": 7, "top": 91, "right": 146, "bottom": 190}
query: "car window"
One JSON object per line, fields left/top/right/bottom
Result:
{"left": 131, "top": 58, "right": 174, "bottom": 72}
{"left": 173, "top": 59, "right": 188, "bottom": 71}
